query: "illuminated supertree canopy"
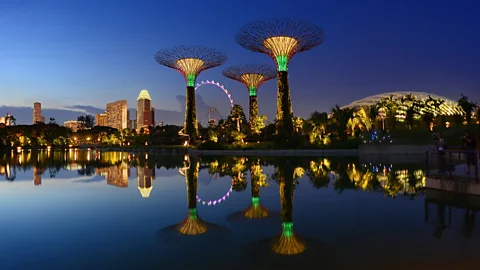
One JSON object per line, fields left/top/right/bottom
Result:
{"left": 223, "top": 64, "right": 276, "bottom": 132}
{"left": 154, "top": 46, "right": 227, "bottom": 141}
{"left": 236, "top": 18, "right": 324, "bottom": 71}
{"left": 236, "top": 18, "right": 324, "bottom": 138}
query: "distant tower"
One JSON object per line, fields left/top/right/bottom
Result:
{"left": 136, "top": 90, "right": 153, "bottom": 130}
{"left": 33, "top": 102, "right": 44, "bottom": 124}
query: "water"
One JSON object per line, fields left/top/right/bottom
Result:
{"left": 0, "top": 150, "right": 479, "bottom": 270}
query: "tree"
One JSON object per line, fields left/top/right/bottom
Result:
{"left": 49, "top": 117, "right": 56, "bottom": 125}
{"left": 9, "top": 115, "right": 16, "bottom": 126}
{"left": 347, "top": 108, "right": 373, "bottom": 136}
{"left": 458, "top": 94, "right": 478, "bottom": 124}
{"left": 252, "top": 115, "right": 267, "bottom": 135}
{"left": 228, "top": 104, "right": 247, "bottom": 132}
{"left": 77, "top": 114, "right": 95, "bottom": 129}
{"left": 330, "top": 105, "right": 354, "bottom": 140}
{"left": 308, "top": 111, "right": 328, "bottom": 126}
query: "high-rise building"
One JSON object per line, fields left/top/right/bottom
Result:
{"left": 106, "top": 100, "right": 128, "bottom": 130}
{"left": 64, "top": 120, "right": 83, "bottom": 132}
{"left": 136, "top": 90, "right": 153, "bottom": 130}
{"left": 96, "top": 113, "right": 107, "bottom": 126}
{"left": 33, "top": 102, "right": 45, "bottom": 124}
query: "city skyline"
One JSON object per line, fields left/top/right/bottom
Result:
{"left": 0, "top": 0, "right": 479, "bottom": 123}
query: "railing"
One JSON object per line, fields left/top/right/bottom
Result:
{"left": 426, "top": 148, "right": 479, "bottom": 181}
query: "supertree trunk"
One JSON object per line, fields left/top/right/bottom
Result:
{"left": 186, "top": 158, "right": 198, "bottom": 210}
{"left": 184, "top": 86, "right": 198, "bottom": 142}
{"left": 276, "top": 71, "right": 294, "bottom": 138}
{"left": 249, "top": 95, "right": 258, "bottom": 133}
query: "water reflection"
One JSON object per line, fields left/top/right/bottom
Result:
{"left": 1, "top": 150, "right": 479, "bottom": 269}
{"left": 0, "top": 150, "right": 429, "bottom": 199}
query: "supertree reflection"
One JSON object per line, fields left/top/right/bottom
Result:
{"left": 272, "top": 160, "right": 305, "bottom": 255}
{"left": 177, "top": 155, "right": 206, "bottom": 235}
{"left": 244, "top": 160, "right": 269, "bottom": 219}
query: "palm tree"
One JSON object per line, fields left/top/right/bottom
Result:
{"left": 458, "top": 94, "right": 478, "bottom": 124}
{"left": 330, "top": 105, "right": 354, "bottom": 140}
{"left": 347, "top": 108, "right": 372, "bottom": 136}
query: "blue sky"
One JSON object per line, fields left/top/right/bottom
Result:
{"left": 0, "top": 0, "right": 479, "bottom": 121}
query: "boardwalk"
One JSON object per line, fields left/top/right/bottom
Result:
{"left": 426, "top": 149, "right": 479, "bottom": 195}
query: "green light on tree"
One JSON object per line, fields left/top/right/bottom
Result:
{"left": 251, "top": 196, "right": 260, "bottom": 207}
{"left": 282, "top": 222, "right": 294, "bottom": 237}
{"left": 276, "top": 55, "right": 288, "bottom": 71}
{"left": 249, "top": 86, "right": 257, "bottom": 97}
{"left": 188, "top": 208, "right": 198, "bottom": 220}
{"left": 187, "top": 74, "right": 196, "bottom": 87}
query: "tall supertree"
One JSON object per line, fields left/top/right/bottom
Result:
{"left": 223, "top": 64, "right": 276, "bottom": 133}
{"left": 154, "top": 46, "right": 227, "bottom": 142}
{"left": 236, "top": 18, "right": 324, "bottom": 138}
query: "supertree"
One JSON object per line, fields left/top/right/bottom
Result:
{"left": 154, "top": 46, "right": 227, "bottom": 142}
{"left": 177, "top": 156, "right": 206, "bottom": 235}
{"left": 223, "top": 64, "right": 276, "bottom": 133}
{"left": 236, "top": 18, "right": 324, "bottom": 138}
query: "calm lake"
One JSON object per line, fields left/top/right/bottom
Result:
{"left": 0, "top": 149, "right": 479, "bottom": 270}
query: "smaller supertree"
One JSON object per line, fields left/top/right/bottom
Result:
{"left": 154, "top": 46, "right": 227, "bottom": 141}
{"left": 223, "top": 64, "right": 276, "bottom": 133}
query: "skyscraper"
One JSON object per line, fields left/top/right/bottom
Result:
{"left": 96, "top": 113, "right": 107, "bottom": 126}
{"left": 33, "top": 102, "right": 45, "bottom": 124}
{"left": 106, "top": 100, "right": 128, "bottom": 130}
{"left": 136, "top": 90, "right": 153, "bottom": 130}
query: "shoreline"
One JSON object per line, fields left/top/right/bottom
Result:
{"left": 2, "top": 143, "right": 437, "bottom": 156}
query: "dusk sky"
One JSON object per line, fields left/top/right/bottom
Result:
{"left": 0, "top": 0, "right": 479, "bottom": 122}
